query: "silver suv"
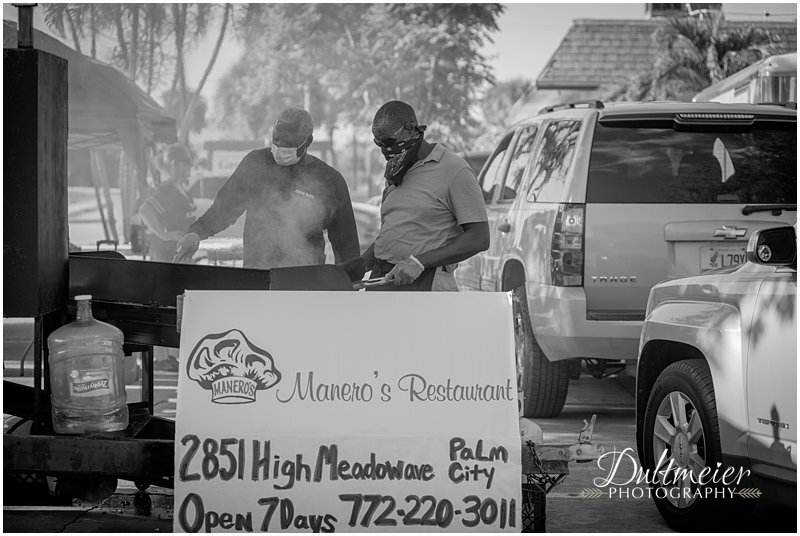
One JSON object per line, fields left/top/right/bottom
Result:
{"left": 636, "top": 224, "right": 796, "bottom": 529}
{"left": 457, "top": 101, "right": 797, "bottom": 417}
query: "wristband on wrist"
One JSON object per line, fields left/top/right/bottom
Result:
{"left": 409, "top": 254, "right": 425, "bottom": 271}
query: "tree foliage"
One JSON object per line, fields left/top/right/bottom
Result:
{"left": 473, "top": 78, "right": 534, "bottom": 150}
{"left": 217, "top": 3, "right": 366, "bottom": 140}
{"left": 215, "top": 3, "right": 504, "bottom": 150}
{"left": 605, "top": 14, "right": 783, "bottom": 102}
{"left": 42, "top": 3, "right": 232, "bottom": 142}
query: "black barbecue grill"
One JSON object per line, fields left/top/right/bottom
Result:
{"left": 5, "top": 254, "right": 355, "bottom": 493}
{"left": 3, "top": 12, "right": 357, "bottom": 496}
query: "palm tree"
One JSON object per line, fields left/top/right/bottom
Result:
{"left": 43, "top": 3, "right": 233, "bottom": 142}
{"left": 606, "top": 13, "right": 781, "bottom": 102}
{"left": 177, "top": 3, "right": 231, "bottom": 144}
{"left": 42, "top": 4, "right": 87, "bottom": 53}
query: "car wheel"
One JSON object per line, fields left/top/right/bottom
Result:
{"left": 512, "top": 286, "right": 569, "bottom": 418}
{"left": 643, "top": 359, "right": 749, "bottom": 531}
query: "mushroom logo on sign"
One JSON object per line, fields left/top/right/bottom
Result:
{"left": 186, "top": 329, "right": 281, "bottom": 404}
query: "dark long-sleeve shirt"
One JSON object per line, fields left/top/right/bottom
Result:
{"left": 188, "top": 149, "right": 360, "bottom": 269}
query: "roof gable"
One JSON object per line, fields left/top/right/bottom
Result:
{"left": 536, "top": 18, "right": 797, "bottom": 90}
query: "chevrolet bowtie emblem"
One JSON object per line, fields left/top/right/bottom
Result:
{"left": 714, "top": 225, "right": 747, "bottom": 239}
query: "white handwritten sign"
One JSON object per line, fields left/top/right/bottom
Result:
{"left": 174, "top": 291, "right": 521, "bottom": 532}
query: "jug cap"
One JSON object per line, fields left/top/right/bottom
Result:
{"left": 74, "top": 294, "right": 92, "bottom": 301}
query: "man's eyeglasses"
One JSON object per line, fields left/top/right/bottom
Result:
{"left": 373, "top": 122, "right": 416, "bottom": 148}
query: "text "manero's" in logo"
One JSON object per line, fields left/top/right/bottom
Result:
{"left": 186, "top": 329, "right": 281, "bottom": 404}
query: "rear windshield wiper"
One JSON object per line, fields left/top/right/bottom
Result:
{"left": 742, "top": 204, "right": 797, "bottom": 216}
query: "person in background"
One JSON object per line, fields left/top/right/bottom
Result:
{"left": 138, "top": 143, "right": 196, "bottom": 372}
{"left": 174, "top": 107, "right": 361, "bottom": 272}
{"left": 139, "top": 143, "right": 197, "bottom": 262}
{"left": 356, "top": 100, "right": 489, "bottom": 291}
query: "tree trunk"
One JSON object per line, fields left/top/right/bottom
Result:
{"left": 425, "top": 54, "right": 437, "bottom": 119}
{"left": 66, "top": 10, "right": 82, "bottom": 54}
{"left": 146, "top": 7, "right": 155, "bottom": 93}
{"left": 352, "top": 129, "right": 359, "bottom": 188}
{"left": 89, "top": 4, "right": 97, "bottom": 59}
{"left": 327, "top": 125, "right": 337, "bottom": 167}
{"left": 92, "top": 152, "right": 119, "bottom": 244}
{"left": 114, "top": 7, "right": 130, "bottom": 73}
{"left": 118, "top": 152, "right": 139, "bottom": 244}
{"left": 129, "top": 4, "right": 139, "bottom": 81}
{"left": 171, "top": 4, "right": 188, "bottom": 119}
{"left": 178, "top": 3, "right": 231, "bottom": 144}
{"left": 88, "top": 151, "right": 110, "bottom": 241}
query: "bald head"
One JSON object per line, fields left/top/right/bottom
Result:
{"left": 273, "top": 107, "right": 314, "bottom": 146}
{"left": 372, "top": 101, "right": 418, "bottom": 139}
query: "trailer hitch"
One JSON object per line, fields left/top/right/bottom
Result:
{"left": 579, "top": 414, "right": 597, "bottom": 443}
{"left": 530, "top": 414, "right": 604, "bottom": 464}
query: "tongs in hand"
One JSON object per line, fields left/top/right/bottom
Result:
{"left": 352, "top": 277, "right": 389, "bottom": 290}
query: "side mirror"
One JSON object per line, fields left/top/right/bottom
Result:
{"left": 483, "top": 185, "right": 496, "bottom": 204}
{"left": 746, "top": 225, "right": 796, "bottom": 266}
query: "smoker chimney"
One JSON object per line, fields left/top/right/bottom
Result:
{"left": 13, "top": 3, "right": 37, "bottom": 49}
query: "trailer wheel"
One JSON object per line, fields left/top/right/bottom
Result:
{"left": 512, "top": 286, "right": 569, "bottom": 418}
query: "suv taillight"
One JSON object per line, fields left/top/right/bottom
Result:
{"left": 551, "top": 203, "right": 585, "bottom": 286}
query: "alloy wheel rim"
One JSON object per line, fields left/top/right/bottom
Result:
{"left": 652, "top": 390, "right": 707, "bottom": 508}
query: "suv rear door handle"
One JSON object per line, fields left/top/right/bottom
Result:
{"left": 498, "top": 221, "right": 511, "bottom": 233}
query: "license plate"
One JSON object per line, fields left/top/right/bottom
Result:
{"left": 700, "top": 246, "right": 746, "bottom": 272}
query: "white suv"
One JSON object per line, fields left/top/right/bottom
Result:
{"left": 456, "top": 101, "right": 797, "bottom": 417}
{"left": 636, "top": 224, "right": 796, "bottom": 530}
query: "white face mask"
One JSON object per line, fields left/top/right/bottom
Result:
{"left": 271, "top": 137, "right": 308, "bottom": 166}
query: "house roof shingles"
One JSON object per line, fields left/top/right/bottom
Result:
{"left": 536, "top": 18, "right": 797, "bottom": 90}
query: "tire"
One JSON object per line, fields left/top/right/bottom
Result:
{"left": 511, "top": 286, "right": 569, "bottom": 418}
{"left": 642, "top": 359, "right": 751, "bottom": 531}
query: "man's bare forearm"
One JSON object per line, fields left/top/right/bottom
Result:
{"left": 416, "top": 221, "right": 490, "bottom": 269}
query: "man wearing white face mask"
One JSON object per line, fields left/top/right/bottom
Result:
{"left": 174, "top": 107, "right": 360, "bottom": 270}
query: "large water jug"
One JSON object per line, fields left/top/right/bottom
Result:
{"left": 48, "top": 295, "right": 128, "bottom": 434}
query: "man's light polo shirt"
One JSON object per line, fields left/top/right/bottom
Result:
{"left": 374, "top": 143, "right": 488, "bottom": 265}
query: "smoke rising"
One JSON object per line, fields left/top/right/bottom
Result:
{"left": 243, "top": 164, "right": 334, "bottom": 269}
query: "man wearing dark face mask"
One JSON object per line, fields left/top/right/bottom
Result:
{"left": 174, "top": 107, "right": 360, "bottom": 269}
{"left": 355, "top": 101, "right": 489, "bottom": 291}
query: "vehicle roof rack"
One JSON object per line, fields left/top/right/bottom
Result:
{"left": 538, "top": 100, "right": 605, "bottom": 115}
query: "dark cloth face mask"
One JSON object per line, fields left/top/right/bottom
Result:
{"left": 381, "top": 130, "right": 424, "bottom": 187}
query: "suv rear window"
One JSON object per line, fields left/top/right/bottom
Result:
{"left": 586, "top": 121, "right": 796, "bottom": 203}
